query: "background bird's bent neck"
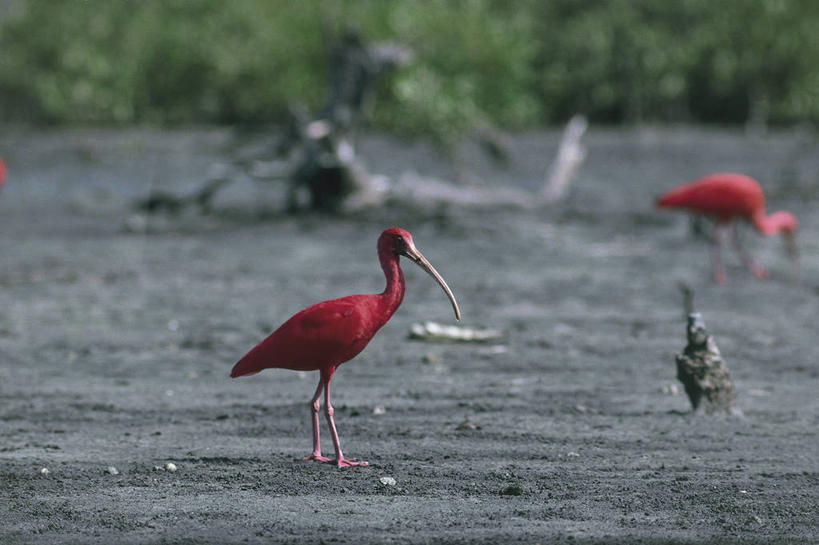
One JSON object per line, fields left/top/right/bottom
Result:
{"left": 377, "top": 251, "right": 406, "bottom": 328}
{"left": 751, "top": 210, "right": 796, "bottom": 235}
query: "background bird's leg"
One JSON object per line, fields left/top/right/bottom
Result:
{"left": 730, "top": 223, "right": 768, "bottom": 279}
{"left": 323, "top": 375, "right": 368, "bottom": 467}
{"left": 302, "top": 376, "right": 330, "bottom": 462}
{"left": 784, "top": 232, "right": 800, "bottom": 282}
{"left": 711, "top": 223, "right": 728, "bottom": 284}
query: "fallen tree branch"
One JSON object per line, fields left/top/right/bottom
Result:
{"left": 540, "top": 114, "right": 588, "bottom": 204}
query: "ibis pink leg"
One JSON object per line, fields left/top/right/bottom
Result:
{"left": 302, "top": 376, "right": 332, "bottom": 462}
{"left": 711, "top": 224, "right": 728, "bottom": 284}
{"left": 323, "top": 379, "right": 368, "bottom": 467}
{"left": 731, "top": 224, "right": 768, "bottom": 279}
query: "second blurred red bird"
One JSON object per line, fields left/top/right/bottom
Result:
{"left": 657, "top": 172, "right": 797, "bottom": 283}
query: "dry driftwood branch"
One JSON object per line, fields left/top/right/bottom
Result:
{"left": 257, "top": 30, "right": 411, "bottom": 213}
{"left": 137, "top": 165, "right": 233, "bottom": 215}
{"left": 396, "top": 114, "right": 588, "bottom": 210}
{"left": 408, "top": 321, "right": 504, "bottom": 343}
{"left": 136, "top": 28, "right": 587, "bottom": 216}
{"left": 136, "top": 29, "right": 407, "bottom": 215}
{"left": 540, "top": 114, "right": 588, "bottom": 204}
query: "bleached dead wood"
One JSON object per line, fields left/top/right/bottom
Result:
{"left": 540, "top": 114, "right": 588, "bottom": 204}
{"left": 137, "top": 113, "right": 589, "bottom": 215}
{"left": 389, "top": 114, "right": 588, "bottom": 211}
{"left": 391, "top": 172, "right": 532, "bottom": 208}
{"left": 408, "top": 321, "right": 504, "bottom": 343}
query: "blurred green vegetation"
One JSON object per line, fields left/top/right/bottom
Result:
{"left": 1, "top": 0, "right": 818, "bottom": 135}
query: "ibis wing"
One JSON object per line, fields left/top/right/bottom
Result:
{"left": 230, "top": 296, "right": 376, "bottom": 377}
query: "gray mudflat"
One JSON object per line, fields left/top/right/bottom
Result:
{"left": 1, "top": 128, "right": 818, "bottom": 544}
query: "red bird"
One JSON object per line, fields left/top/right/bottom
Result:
{"left": 230, "top": 227, "right": 460, "bottom": 467}
{"left": 0, "top": 158, "right": 6, "bottom": 190}
{"left": 657, "top": 173, "right": 798, "bottom": 283}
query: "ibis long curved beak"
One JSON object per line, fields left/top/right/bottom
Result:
{"left": 402, "top": 243, "right": 461, "bottom": 321}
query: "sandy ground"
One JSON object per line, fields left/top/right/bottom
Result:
{"left": 1, "top": 127, "right": 818, "bottom": 544}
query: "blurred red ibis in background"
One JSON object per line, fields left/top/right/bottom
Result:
{"left": 0, "top": 158, "right": 6, "bottom": 190}
{"left": 657, "top": 172, "right": 798, "bottom": 283}
{"left": 230, "top": 227, "right": 460, "bottom": 467}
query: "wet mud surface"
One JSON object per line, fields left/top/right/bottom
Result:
{"left": 1, "top": 128, "right": 818, "bottom": 543}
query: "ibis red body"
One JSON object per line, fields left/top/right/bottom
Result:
{"left": 0, "top": 158, "right": 6, "bottom": 190}
{"left": 657, "top": 173, "right": 797, "bottom": 283}
{"left": 231, "top": 227, "right": 460, "bottom": 467}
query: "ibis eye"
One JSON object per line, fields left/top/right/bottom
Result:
{"left": 393, "top": 235, "right": 405, "bottom": 253}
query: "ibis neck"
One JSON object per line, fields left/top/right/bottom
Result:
{"left": 379, "top": 251, "right": 405, "bottom": 322}
{"left": 752, "top": 212, "right": 782, "bottom": 235}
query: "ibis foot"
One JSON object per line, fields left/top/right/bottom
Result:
{"left": 302, "top": 454, "right": 369, "bottom": 467}
{"left": 332, "top": 457, "right": 369, "bottom": 468}
{"left": 302, "top": 454, "right": 332, "bottom": 463}
{"left": 751, "top": 265, "right": 769, "bottom": 279}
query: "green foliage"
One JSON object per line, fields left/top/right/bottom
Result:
{"left": 528, "top": 0, "right": 819, "bottom": 124}
{"left": 0, "top": 0, "right": 328, "bottom": 124}
{"left": 1, "top": 0, "right": 818, "bottom": 131}
{"left": 372, "top": 0, "right": 539, "bottom": 148}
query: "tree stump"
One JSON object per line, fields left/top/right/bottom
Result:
{"left": 675, "top": 313, "right": 740, "bottom": 415}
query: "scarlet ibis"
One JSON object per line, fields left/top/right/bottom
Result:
{"left": 230, "top": 227, "right": 460, "bottom": 467}
{"left": 657, "top": 173, "right": 798, "bottom": 283}
{"left": 0, "top": 158, "right": 6, "bottom": 190}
